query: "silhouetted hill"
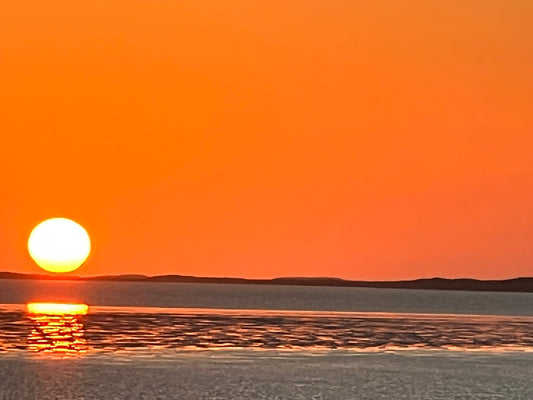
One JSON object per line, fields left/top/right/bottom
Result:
{"left": 1, "top": 271, "right": 532, "bottom": 292}
{"left": 0, "top": 272, "right": 80, "bottom": 281}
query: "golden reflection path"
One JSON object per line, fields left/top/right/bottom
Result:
{"left": 27, "top": 302, "right": 89, "bottom": 354}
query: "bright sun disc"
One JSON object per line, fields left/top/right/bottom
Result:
{"left": 28, "top": 218, "right": 91, "bottom": 273}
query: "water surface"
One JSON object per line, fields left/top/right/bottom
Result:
{"left": 1, "top": 279, "right": 533, "bottom": 399}
{"left": 1, "top": 305, "right": 532, "bottom": 355}
{"left": 1, "top": 279, "right": 532, "bottom": 315}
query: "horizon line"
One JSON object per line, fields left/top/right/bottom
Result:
{"left": 1, "top": 270, "right": 533, "bottom": 282}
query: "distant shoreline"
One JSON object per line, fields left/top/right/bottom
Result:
{"left": 1, "top": 272, "right": 532, "bottom": 293}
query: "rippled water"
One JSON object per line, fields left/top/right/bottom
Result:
{"left": 1, "top": 280, "right": 533, "bottom": 399}
{"left": 1, "top": 305, "right": 533, "bottom": 355}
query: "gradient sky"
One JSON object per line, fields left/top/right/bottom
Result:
{"left": 1, "top": 0, "right": 532, "bottom": 279}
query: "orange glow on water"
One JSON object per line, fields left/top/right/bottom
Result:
{"left": 27, "top": 302, "right": 88, "bottom": 354}
{"left": 27, "top": 302, "right": 89, "bottom": 316}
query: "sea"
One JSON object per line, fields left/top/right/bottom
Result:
{"left": 0, "top": 279, "right": 532, "bottom": 399}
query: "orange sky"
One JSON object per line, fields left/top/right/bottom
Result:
{"left": 1, "top": 0, "right": 532, "bottom": 280}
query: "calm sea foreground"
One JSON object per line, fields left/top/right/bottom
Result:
{"left": 0, "top": 279, "right": 532, "bottom": 399}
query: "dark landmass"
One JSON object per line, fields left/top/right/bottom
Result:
{"left": 0, "top": 271, "right": 532, "bottom": 292}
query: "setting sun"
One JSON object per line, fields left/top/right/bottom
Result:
{"left": 28, "top": 218, "right": 91, "bottom": 274}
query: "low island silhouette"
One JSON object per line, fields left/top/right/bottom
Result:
{"left": 0, "top": 272, "right": 532, "bottom": 293}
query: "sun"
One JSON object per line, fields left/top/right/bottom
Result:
{"left": 28, "top": 218, "right": 91, "bottom": 273}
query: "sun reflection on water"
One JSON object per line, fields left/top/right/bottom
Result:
{"left": 27, "top": 302, "right": 89, "bottom": 355}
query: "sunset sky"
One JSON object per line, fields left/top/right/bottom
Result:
{"left": 1, "top": 0, "right": 532, "bottom": 280}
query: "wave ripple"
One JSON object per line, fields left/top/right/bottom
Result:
{"left": 1, "top": 306, "right": 533, "bottom": 354}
